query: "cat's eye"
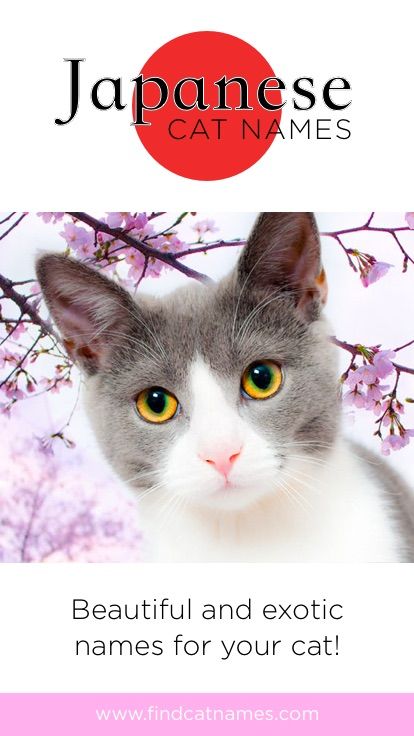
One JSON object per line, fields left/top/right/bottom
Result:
{"left": 136, "top": 387, "right": 179, "bottom": 423}
{"left": 241, "top": 360, "right": 283, "bottom": 400}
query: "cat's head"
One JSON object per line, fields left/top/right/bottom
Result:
{"left": 36, "top": 213, "right": 338, "bottom": 512}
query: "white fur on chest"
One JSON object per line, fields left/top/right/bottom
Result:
{"left": 140, "top": 440, "right": 402, "bottom": 562}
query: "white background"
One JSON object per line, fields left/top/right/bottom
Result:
{"left": 0, "top": 0, "right": 414, "bottom": 208}
{"left": 0, "top": 0, "right": 414, "bottom": 695}
{"left": 0, "top": 564, "right": 413, "bottom": 693}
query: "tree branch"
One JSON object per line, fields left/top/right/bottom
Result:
{"left": 0, "top": 213, "right": 28, "bottom": 242}
{"left": 330, "top": 335, "right": 414, "bottom": 376}
{"left": 321, "top": 216, "right": 414, "bottom": 269}
{"left": 174, "top": 238, "right": 245, "bottom": 259}
{"left": 0, "top": 273, "right": 60, "bottom": 343}
{"left": 67, "top": 212, "right": 214, "bottom": 284}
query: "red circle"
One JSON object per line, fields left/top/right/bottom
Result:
{"left": 133, "top": 31, "right": 282, "bottom": 181}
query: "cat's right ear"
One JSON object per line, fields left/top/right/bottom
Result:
{"left": 36, "top": 254, "right": 137, "bottom": 374}
{"left": 237, "top": 212, "right": 327, "bottom": 321}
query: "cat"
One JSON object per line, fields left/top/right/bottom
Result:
{"left": 36, "top": 212, "right": 414, "bottom": 562}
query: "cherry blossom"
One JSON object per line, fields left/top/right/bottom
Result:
{"left": 60, "top": 221, "right": 95, "bottom": 256}
{"left": 0, "top": 415, "right": 142, "bottom": 562}
{"left": 372, "top": 350, "right": 396, "bottom": 379}
{"left": 405, "top": 212, "right": 414, "bottom": 229}
{"left": 360, "top": 260, "right": 393, "bottom": 288}
{"left": 37, "top": 212, "right": 65, "bottom": 224}
{"left": 343, "top": 387, "right": 367, "bottom": 409}
{"left": 381, "top": 430, "right": 414, "bottom": 456}
{"left": 336, "top": 336, "right": 414, "bottom": 453}
{"left": 8, "top": 322, "right": 27, "bottom": 339}
{"left": 192, "top": 218, "right": 219, "bottom": 238}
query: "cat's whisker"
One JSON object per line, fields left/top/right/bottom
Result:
{"left": 282, "top": 453, "right": 330, "bottom": 468}
{"left": 153, "top": 501, "right": 175, "bottom": 530}
{"left": 281, "top": 440, "right": 334, "bottom": 449}
{"left": 279, "top": 475, "right": 319, "bottom": 512}
{"left": 230, "top": 245, "right": 279, "bottom": 344}
{"left": 109, "top": 299, "right": 169, "bottom": 363}
{"left": 122, "top": 468, "right": 162, "bottom": 485}
{"left": 136, "top": 482, "right": 169, "bottom": 503}
{"left": 283, "top": 440, "right": 382, "bottom": 467}
{"left": 279, "top": 464, "right": 324, "bottom": 486}
{"left": 169, "top": 496, "right": 189, "bottom": 536}
{"left": 229, "top": 240, "right": 312, "bottom": 345}
{"left": 156, "top": 493, "right": 187, "bottom": 533}
{"left": 236, "top": 291, "right": 292, "bottom": 346}
{"left": 234, "top": 279, "right": 314, "bottom": 349}
{"left": 106, "top": 329, "right": 164, "bottom": 365}
{"left": 275, "top": 478, "right": 310, "bottom": 514}
{"left": 59, "top": 324, "right": 164, "bottom": 366}
{"left": 277, "top": 468, "right": 320, "bottom": 506}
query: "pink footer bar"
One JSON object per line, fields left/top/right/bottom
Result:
{"left": 0, "top": 694, "right": 413, "bottom": 734}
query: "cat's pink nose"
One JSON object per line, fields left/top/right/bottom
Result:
{"left": 199, "top": 446, "right": 242, "bottom": 478}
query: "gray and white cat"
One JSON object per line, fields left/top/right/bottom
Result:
{"left": 36, "top": 213, "right": 414, "bottom": 562}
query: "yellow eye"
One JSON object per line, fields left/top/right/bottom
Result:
{"left": 241, "top": 360, "right": 283, "bottom": 400}
{"left": 136, "top": 387, "right": 179, "bottom": 423}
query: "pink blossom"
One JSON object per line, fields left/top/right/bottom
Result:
{"left": 105, "top": 212, "right": 124, "bottom": 228}
{"left": 4, "top": 384, "right": 25, "bottom": 400}
{"left": 344, "top": 367, "right": 364, "bottom": 390}
{"left": 358, "top": 364, "right": 379, "bottom": 385}
{"left": 96, "top": 231, "right": 115, "bottom": 247}
{"left": 37, "top": 375, "right": 72, "bottom": 394}
{"left": 0, "top": 349, "right": 22, "bottom": 369}
{"left": 122, "top": 223, "right": 184, "bottom": 283}
{"left": 104, "top": 212, "right": 148, "bottom": 231}
{"left": 131, "top": 220, "right": 155, "bottom": 241}
{"left": 343, "top": 388, "right": 367, "bottom": 409}
{"left": 405, "top": 212, "right": 414, "bottom": 229}
{"left": 146, "top": 259, "right": 163, "bottom": 278}
{"left": 381, "top": 434, "right": 404, "bottom": 455}
{"left": 367, "top": 399, "right": 384, "bottom": 416}
{"left": 60, "top": 222, "right": 95, "bottom": 256}
{"left": 161, "top": 233, "right": 182, "bottom": 253}
{"left": 0, "top": 415, "right": 143, "bottom": 562}
{"left": 360, "top": 261, "right": 393, "bottom": 287}
{"left": 77, "top": 240, "right": 96, "bottom": 258}
{"left": 381, "top": 399, "right": 404, "bottom": 427}
{"left": 192, "top": 219, "right": 219, "bottom": 237}
{"left": 381, "top": 409, "right": 392, "bottom": 427}
{"left": 381, "top": 429, "right": 414, "bottom": 455}
{"left": 125, "top": 249, "right": 146, "bottom": 276}
{"left": 372, "top": 350, "right": 396, "bottom": 379}
{"left": 366, "top": 383, "right": 384, "bottom": 403}
{"left": 10, "top": 322, "right": 27, "bottom": 339}
{"left": 365, "top": 383, "right": 388, "bottom": 415}
{"left": 37, "top": 212, "right": 65, "bottom": 224}
{"left": 345, "top": 363, "right": 385, "bottom": 389}
{"left": 131, "top": 213, "right": 148, "bottom": 230}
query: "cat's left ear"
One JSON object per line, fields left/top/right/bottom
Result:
{"left": 36, "top": 253, "right": 138, "bottom": 375}
{"left": 237, "top": 212, "right": 327, "bottom": 321}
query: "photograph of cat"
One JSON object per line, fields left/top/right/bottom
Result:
{"left": 36, "top": 212, "right": 414, "bottom": 562}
